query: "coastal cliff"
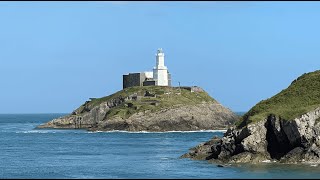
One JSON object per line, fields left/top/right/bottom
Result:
{"left": 182, "top": 70, "right": 320, "bottom": 164}
{"left": 37, "top": 86, "right": 238, "bottom": 132}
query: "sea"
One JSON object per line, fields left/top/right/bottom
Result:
{"left": 1, "top": 113, "right": 320, "bottom": 179}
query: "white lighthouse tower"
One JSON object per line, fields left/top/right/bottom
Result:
{"left": 153, "top": 48, "right": 169, "bottom": 86}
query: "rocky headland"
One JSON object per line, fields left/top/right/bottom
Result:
{"left": 37, "top": 86, "right": 238, "bottom": 132}
{"left": 182, "top": 70, "right": 320, "bottom": 164}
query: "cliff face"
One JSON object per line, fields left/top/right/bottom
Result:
{"left": 182, "top": 70, "right": 320, "bottom": 164}
{"left": 37, "top": 86, "right": 238, "bottom": 132}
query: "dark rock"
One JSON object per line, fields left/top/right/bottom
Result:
{"left": 280, "top": 147, "right": 304, "bottom": 163}
{"left": 144, "top": 91, "right": 155, "bottom": 97}
{"left": 265, "top": 115, "right": 292, "bottom": 160}
{"left": 235, "top": 127, "right": 250, "bottom": 144}
{"left": 127, "top": 103, "right": 134, "bottom": 108}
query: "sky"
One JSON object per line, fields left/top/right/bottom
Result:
{"left": 1, "top": 1, "right": 320, "bottom": 113}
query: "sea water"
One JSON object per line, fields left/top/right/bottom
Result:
{"left": 1, "top": 114, "right": 320, "bottom": 179}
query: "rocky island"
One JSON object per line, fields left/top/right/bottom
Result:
{"left": 38, "top": 48, "right": 238, "bottom": 132}
{"left": 182, "top": 70, "right": 320, "bottom": 164}
{"left": 37, "top": 86, "right": 238, "bottom": 132}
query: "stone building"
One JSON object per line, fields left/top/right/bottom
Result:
{"left": 123, "top": 48, "right": 171, "bottom": 89}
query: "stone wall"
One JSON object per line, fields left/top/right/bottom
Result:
{"left": 123, "top": 73, "right": 146, "bottom": 89}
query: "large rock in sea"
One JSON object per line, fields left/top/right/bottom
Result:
{"left": 182, "top": 70, "right": 320, "bottom": 164}
{"left": 37, "top": 86, "right": 238, "bottom": 132}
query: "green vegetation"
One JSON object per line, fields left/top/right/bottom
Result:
{"left": 236, "top": 70, "right": 320, "bottom": 129}
{"left": 76, "top": 86, "right": 217, "bottom": 120}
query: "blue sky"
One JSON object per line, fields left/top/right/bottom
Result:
{"left": 1, "top": 1, "right": 320, "bottom": 113}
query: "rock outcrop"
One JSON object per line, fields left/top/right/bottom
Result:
{"left": 182, "top": 70, "right": 320, "bottom": 164}
{"left": 182, "top": 107, "right": 320, "bottom": 164}
{"left": 37, "top": 86, "right": 238, "bottom": 132}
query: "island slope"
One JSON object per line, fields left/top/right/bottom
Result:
{"left": 38, "top": 86, "right": 238, "bottom": 132}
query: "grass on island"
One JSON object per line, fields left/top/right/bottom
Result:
{"left": 235, "top": 70, "right": 320, "bottom": 129}
{"left": 74, "top": 86, "right": 217, "bottom": 120}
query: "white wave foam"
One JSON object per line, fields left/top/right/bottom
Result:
{"left": 262, "top": 160, "right": 271, "bottom": 163}
{"left": 16, "top": 130, "right": 57, "bottom": 134}
{"left": 15, "top": 129, "right": 227, "bottom": 134}
{"left": 15, "top": 130, "right": 84, "bottom": 134}
{"left": 166, "top": 130, "right": 227, "bottom": 133}
{"left": 88, "top": 129, "right": 227, "bottom": 134}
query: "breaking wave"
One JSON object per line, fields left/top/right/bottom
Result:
{"left": 87, "top": 129, "right": 227, "bottom": 133}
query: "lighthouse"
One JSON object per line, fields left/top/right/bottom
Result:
{"left": 153, "top": 48, "right": 169, "bottom": 86}
{"left": 123, "top": 48, "right": 171, "bottom": 89}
